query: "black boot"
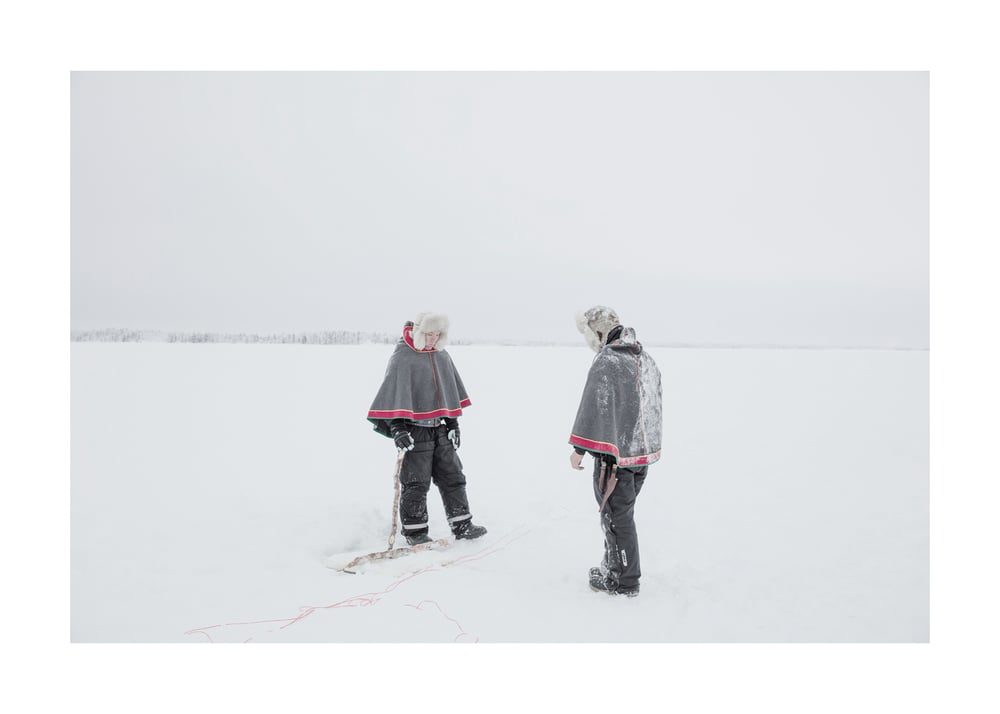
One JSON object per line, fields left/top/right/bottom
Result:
{"left": 589, "top": 567, "right": 639, "bottom": 597}
{"left": 451, "top": 519, "right": 487, "bottom": 541}
{"left": 404, "top": 532, "right": 432, "bottom": 546}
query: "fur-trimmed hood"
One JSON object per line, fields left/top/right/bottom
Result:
{"left": 406, "top": 312, "right": 449, "bottom": 351}
{"left": 576, "top": 305, "right": 621, "bottom": 353}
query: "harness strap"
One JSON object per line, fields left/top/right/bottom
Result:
{"left": 598, "top": 463, "right": 619, "bottom": 514}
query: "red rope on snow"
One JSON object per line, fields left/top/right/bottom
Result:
{"left": 403, "top": 600, "right": 479, "bottom": 643}
{"left": 184, "top": 527, "right": 530, "bottom": 643}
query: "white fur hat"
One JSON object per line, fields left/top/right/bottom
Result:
{"left": 412, "top": 312, "right": 449, "bottom": 351}
{"left": 576, "top": 305, "right": 620, "bottom": 353}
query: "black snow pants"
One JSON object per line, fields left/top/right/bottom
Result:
{"left": 593, "top": 458, "right": 647, "bottom": 591}
{"left": 399, "top": 423, "right": 473, "bottom": 537}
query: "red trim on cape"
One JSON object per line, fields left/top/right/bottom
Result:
{"left": 369, "top": 407, "right": 468, "bottom": 420}
{"left": 369, "top": 398, "right": 471, "bottom": 421}
{"left": 569, "top": 434, "right": 661, "bottom": 467}
{"left": 618, "top": 451, "right": 661, "bottom": 467}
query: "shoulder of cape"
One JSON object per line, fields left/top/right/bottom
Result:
{"left": 586, "top": 345, "right": 645, "bottom": 382}
{"left": 385, "top": 342, "right": 420, "bottom": 372}
{"left": 590, "top": 347, "right": 624, "bottom": 370}
{"left": 392, "top": 339, "right": 422, "bottom": 356}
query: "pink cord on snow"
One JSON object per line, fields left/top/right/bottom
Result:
{"left": 184, "top": 527, "right": 528, "bottom": 643}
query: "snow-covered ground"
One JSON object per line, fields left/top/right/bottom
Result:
{"left": 70, "top": 342, "right": 928, "bottom": 642}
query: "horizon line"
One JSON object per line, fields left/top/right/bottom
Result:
{"left": 69, "top": 328, "right": 928, "bottom": 352}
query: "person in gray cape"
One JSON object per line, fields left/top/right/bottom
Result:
{"left": 569, "top": 306, "right": 663, "bottom": 597}
{"left": 367, "top": 313, "right": 487, "bottom": 546}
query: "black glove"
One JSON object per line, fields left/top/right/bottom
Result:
{"left": 394, "top": 431, "right": 414, "bottom": 451}
{"left": 390, "top": 419, "right": 414, "bottom": 451}
{"left": 445, "top": 418, "right": 460, "bottom": 450}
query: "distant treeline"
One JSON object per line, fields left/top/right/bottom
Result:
{"left": 70, "top": 328, "right": 396, "bottom": 345}
{"left": 69, "top": 328, "right": 926, "bottom": 350}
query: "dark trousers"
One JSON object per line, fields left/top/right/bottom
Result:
{"left": 593, "top": 460, "right": 647, "bottom": 590}
{"left": 399, "top": 424, "right": 472, "bottom": 535}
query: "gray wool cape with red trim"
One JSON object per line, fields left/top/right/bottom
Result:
{"left": 367, "top": 333, "right": 471, "bottom": 439}
{"left": 569, "top": 327, "right": 663, "bottom": 467}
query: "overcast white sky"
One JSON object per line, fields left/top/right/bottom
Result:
{"left": 71, "top": 72, "right": 928, "bottom": 346}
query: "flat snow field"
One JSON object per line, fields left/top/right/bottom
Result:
{"left": 70, "top": 342, "right": 928, "bottom": 642}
